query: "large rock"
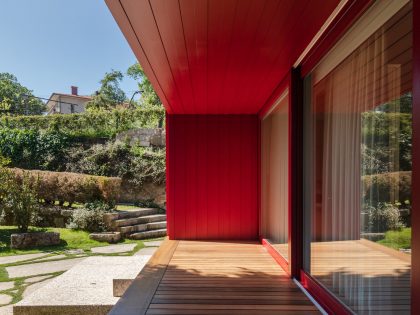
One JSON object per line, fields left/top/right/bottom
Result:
{"left": 34, "top": 206, "right": 74, "bottom": 228}
{"left": 89, "top": 232, "right": 121, "bottom": 244}
{"left": 10, "top": 232, "right": 60, "bottom": 249}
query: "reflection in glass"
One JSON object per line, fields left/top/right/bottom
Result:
{"left": 304, "top": 3, "right": 412, "bottom": 314}
{"left": 261, "top": 94, "right": 289, "bottom": 262}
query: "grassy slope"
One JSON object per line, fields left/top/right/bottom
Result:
{"left": 0, "top": 226, "right": 144, "bottom": 256}
{"left": 377, "top": 227, "right": 411, "bottom": 250}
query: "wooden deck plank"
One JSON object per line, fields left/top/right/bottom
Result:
{"left": 148, "top": 240, "right": 319, "bottom": 314}
{"left": 109, "top": 239, "right": 320, "bottom": 315}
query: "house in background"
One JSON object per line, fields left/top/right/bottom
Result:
{"left": 46, "top": 86, "right": 91, "bottom": 114}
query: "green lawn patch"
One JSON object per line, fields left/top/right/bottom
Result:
{"left": 0, "top": 226, "right": 144, "bottom": 256}
{"left": 377, "top": 227, "right": 411, "bottom": 250}
{"left": 115, "top": 204, "right": 140, "bottom": 211}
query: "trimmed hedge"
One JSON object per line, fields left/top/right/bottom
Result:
{"left": 0, "top": 108, "right": 165, "bottom": 138}
{"left": 10, "top": 168, "right": 121, "bottom": 205}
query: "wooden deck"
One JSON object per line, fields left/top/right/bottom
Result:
{"left": 311, "top": 239, "right": 411, "bottom": 314}
{"left": 110, "top": 239, "right": 320, "bottom": 315}
{"left": 271, "top": 239, "right": 411, "bottom": 314}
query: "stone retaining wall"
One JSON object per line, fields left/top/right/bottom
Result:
{"left": 116, "top": 128, "right": 165, "bottom": 147}
{"left": 35, "top": 207, "right": 74, "bottom": 228}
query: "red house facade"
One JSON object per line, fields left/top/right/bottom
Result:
{"left": 106, "top": 0, "right": 419, "bottom": 314}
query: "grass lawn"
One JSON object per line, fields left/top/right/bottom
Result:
{"left": 115, "top": 204, "right": 140, "bottom": 211}
{"left": 377, "top": 227, "right": 411, "bottom": 250}
{"left": 0, "top": 226, "right": 145, "bottom": 256}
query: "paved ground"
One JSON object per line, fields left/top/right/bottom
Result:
{"left": 0, "top": 242, "right": 160, "bottom": 312}
{"left": 22, "top": 278, "right": 54, "bottom": 299}
{"left": 14, "top": 255, "right": 152, "bottom": 313}
{"left": 91, "top": 243, "right": 137, "bottom": 254}
{"left": 135, "top": 247, "right": 157, "bottom": 256}
{"left": 0, "top": 304, "right": 12, "bottom": 315}
{"left": 23, "top": 275, "right": 51, "bottom": 283}
{"left": 34, "top": 254, "right": 67, "bottom": 262}
{"left": 6, "top": 257, "right": 86, "bottom": 278}
{"left": 0, "top": 282, "right": 14, "bottom": 291}
{"left": 0, "top": 294, "right": 12, "bottom": 304}
{"left": 144, "top": 240, "right": 162, "bottom": 247}
{"left": 0, "top": 253, "right": 48, "bottom": 265}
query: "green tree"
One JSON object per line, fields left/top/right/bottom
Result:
{"left": 86, "top": 70, "right": 127, "bottom": 111}
{"left": 0, "top": 73, "right": 45, "bottom": 116}
{"left": 127, "top": 63, "right": 162, "bottom": 108}
{"left": 0, "top": 169, "right": 39, "bottom": 233}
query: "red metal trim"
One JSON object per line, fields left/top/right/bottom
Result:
{"left": 257, "top": 118, "right": 262, "bottom": 238}
{"left": 261, "top": 238, "right": 290, "bottom": 275}
{"left": 412, "top": 1, "right": 420, "bottom": 313}
{"left": 300, "top": 0, "right": 373, "bottom": 77}
{"left": 289, "top": 67, "right": 304, "bottom": 280}
{"left": 300, "top": 270, "right": 352, "bottom": 315}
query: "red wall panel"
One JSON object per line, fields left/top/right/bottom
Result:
{"left": 167, "top": 115, "right": 259, "bottom": 240}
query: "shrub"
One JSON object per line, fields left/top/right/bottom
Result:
{"left": 68, "top": 201, "right": 113, "bottom": 232}
{"left": 0, "top": 128, "right": 68, "bottom": 170}
{"left": 363, "top": 202, "right": 404, "bottom": 233}
{"left": 65, "top": 141, "right": 165, "bottom": 188}
{"left": 0, "top": 168, "right": 39, "bottom": 232}
{"left": 10, "top": 168, "right": 121, "bottom": 206}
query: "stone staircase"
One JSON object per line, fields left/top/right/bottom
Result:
{"left": 103, "top": 208, "right": 167, "bottom": 240}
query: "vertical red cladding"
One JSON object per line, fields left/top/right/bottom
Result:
{"left": 166, "top": 115, "right": 259, "bottom": 240}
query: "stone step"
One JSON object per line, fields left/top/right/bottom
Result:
{"left": 147, "top": 221, "right": 167, "bottom": 230}
{"left": 115, "top": 208, "right": 159, "bottom": 219}
{"left": 103, "top": 208, "right": 159, "bottom": 225}
{"left": 128, "top": 229, "right": 167, "bottom": 240}
{"left": 118, "top": 221, "right": 167, "bottom": 235}
{"left": 118, "top": 224, "right": 147, "bottom": 235}
{"left": 112, "top": 215, "right": 167, "bottom": 228}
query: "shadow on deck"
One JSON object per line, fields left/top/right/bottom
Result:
{"left": 109, "top": 239, "right": 320, "bottom": 315}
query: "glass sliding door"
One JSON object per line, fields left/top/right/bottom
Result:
{"left": 303, "top": 1, "right": 412, "bottom": 314}
{"left": 261, "top": 92, "right": 289, "bottom": 263}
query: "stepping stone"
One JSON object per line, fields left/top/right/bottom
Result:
{"left": 23, "top": 278, "right": 53, "bottom": 298}
{"left": 0, "top": 253, "right": 48, "bottom": 265}
{"left": 0, "top": 293, "right": 12, "bottom": 305}
{"left": 91, "top": 243, "right": 136, "bottom": 254}
{"left": 24, "top": 275, "right": 51, "bottom": 284}
{"left": 0, "top": 305, "right": 12, "bottom": 315}
{"left": 0, "top": 282, "right": 14, "bottom": 291}
{"left": 15, "top": 256, "right": 151, "bottom": 313}
{"left": 34, "top": 254, "right": 66, "bottom": 262}
{"left": 135, "top": 247, "right": 157, "bottom": 256}
{"left": 6, "top": 257, "right": 85, "bottom": 278}
{"left": 143, "top": 240, "right": 162, "bottom": 247}
{"left": 64, "top": 249, "right": 84, "bottom": 255}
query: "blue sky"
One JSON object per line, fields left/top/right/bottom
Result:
{"left": 0, "top": 0, "right": 139, "bottom": 99}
